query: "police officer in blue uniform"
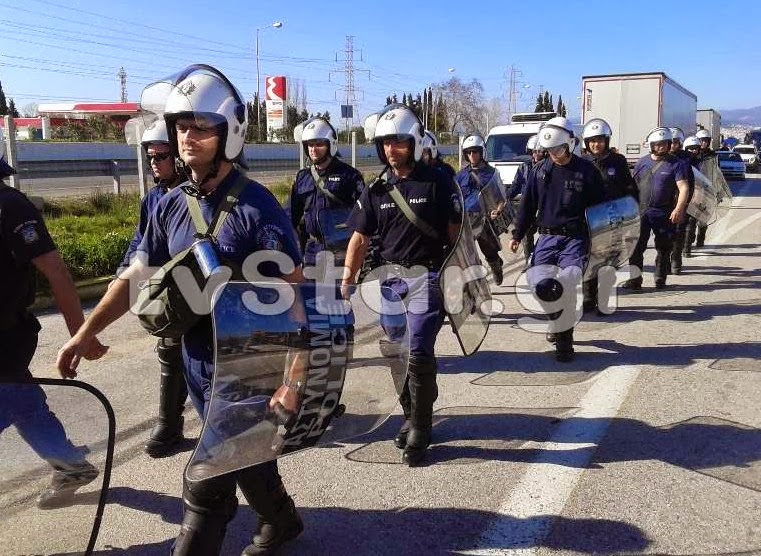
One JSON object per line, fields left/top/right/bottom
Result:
{"left": 454, "top": 134, "right": 504, "bottom": 285}
{"left": 580, "top": 118, "right": 639, "bottom": 312}
{"left": 689, "top": 128, "right": 716, "bottom": 249}
{"left": 421, "top": 130, "right": 456, "bottom": 181}
{"left": 0, "top": 132, "right": 108, "bottom": 509}
{"left": 508, "top": 135, "right": 546, "bottom": 261}
{"left": 668, "top": 127, "right": 695, "bottom": 275}
{"left": 509, "top": 117, "right": 606, "bottom": 362}
{"left": 623, "top": 127, "right": 690, "bottom": 291}
{"left": 120, "top": 120, "right": 189, "bottom": 457}
{"left": 288, "top": 116, "right": 364, "bottom": 266}
{"left": 680, "top": 135, "right": 702, "bottom": 259}
{"left": 342, "top": 104, "right": 461, "bottom": 466}
{"left": 57, "top": 66, "right": 305, "bottom": 556}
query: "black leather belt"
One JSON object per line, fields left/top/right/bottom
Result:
{"left": 382, "top": 259, "right": 442, "bottom": 272}
{"left": 537, "top": 224, "right": 583, "bottom": 237}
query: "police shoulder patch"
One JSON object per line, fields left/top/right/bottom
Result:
{"left": 257, "top": 224, "right": 285, "bottom": 252}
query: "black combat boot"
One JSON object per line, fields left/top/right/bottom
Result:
{"left": 172, "top": 495, "right": 239, "bottom": 555}
{"left": 488, "top": 258, "right": 504, "bottom": 286}
{"left": 582, "top": 278, "right": 597, "bottom": 313}
{"left": 36, "top": 461, "right": 99, "bottom": 509}
{"left": 621, "top": 277, "right": 643, "bottom": 291}
{"left": 402, "top": 357, "right": 438, "bottom": 467}
{"left": 555, "top": 328, "right": 575, "bottom": 363}
{"left": 239, "top": 475, "right": 303, "bottom": 556}
{"left": 695, "top": 225, "right": 707, "bottom": 248}
{"left": 145, "top": 339, "right": 187, "bottom": 457}
{"left": 654, "top": 248, "right": 671, "bottom": 289}
{"left": 381, "top": 339, "right": 412, "bottom": 449}
{"left": 671, "top": 232, "right": 684, "bottom": 274}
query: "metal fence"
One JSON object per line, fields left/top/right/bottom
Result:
{"left": 3, "top": 120, "right": 457, "bottom": 199}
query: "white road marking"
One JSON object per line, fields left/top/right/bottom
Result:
{"left": 463, "top": 365, "right": 641, "bottom": 555}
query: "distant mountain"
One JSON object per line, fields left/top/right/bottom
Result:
{"left": 718, "top": 106, "right": 761, "bottom": 127}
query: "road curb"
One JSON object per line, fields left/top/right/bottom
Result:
{"left": 32, "top": 276, "right": 112, "bottom": 312}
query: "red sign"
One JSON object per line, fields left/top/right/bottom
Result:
{"left": 265, "top": 76, "right": 286, "bottom": 101}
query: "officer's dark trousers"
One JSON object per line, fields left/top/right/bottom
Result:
{"left": 530, "top": 235, "right": 585, "bottom": 335}
{"left": 172, "top": 327, "right": 286, "bottom": 556}
{"left": 380, "top": 272, "right": 445, "bottom": 432}
{"left": 477, "top": 226, "right": 502, "bottom": 264}
{"left": 0, "top": 313, "right": 86, "bottom": 468}
{"left": 629, "top": 209, "right": 675, "bottom": 285}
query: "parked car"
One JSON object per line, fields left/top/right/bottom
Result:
{"left": 732, "top": 144, "right": 759, "bottom": 172}
{"left": 717, "top": 151, "right": 746, "bottom": 180}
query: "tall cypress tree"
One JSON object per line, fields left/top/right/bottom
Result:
{"left": 0, "top": 81, "right": 8, "bottom": 116}
{"left": 8, "top": 98, "right": 19, "bottom": 118}
{"left": 542, "top": 91, "right": 550, "bottom": 112}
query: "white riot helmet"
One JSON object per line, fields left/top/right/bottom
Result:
{"left": 298, "top": 117, "right": 338, "bottom": 158}
{"left": 582, "top": 118, "right": 612, "bottom": 151}
{"left": 525, "top": 135, "right": 539, "bottom": 153}
{"left": 140, "top": 119, "right": 169, "bottom": 150}
{"left": 696, "top": 129, "right": 711, "bottom": 141}
{"left": 645, "top": 127, "right": 672, "bottom": 152}
{"left": 538, "top": 116, "right": 576, "bottom": 153}
{"left": 159, "top": 65, "right": 248, "bottom": 163}
{"left": 669, "top": 127, "right": 685, "bottom": 143}
{"left": 684, "top": 135, "right": 701, "bottom": 150}
{"left": 422, "top": 130, "right": 438, "bottom": 158}
{"left": 462, "top": 134, "right": 485, "bottom": 155}
{"left": 363, "top": 103, "right": 425, "bottom": 165}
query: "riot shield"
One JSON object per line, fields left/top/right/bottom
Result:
{"left": 316, "top": 206, "right": 354, "bottom": 258}
{"left": 0, "top": 379, "right": 114, "bottom": 556}
{"left": 439, "top": 203, "right": 492, "bottom": 356}
{"left": 688, "top": 167, "right": 719, "bottom": 226}
{"left": 584, "top": 195, "right": 641, "bottom": 280}
{"left": 698, "top": 157, "right": 732, "bottom": 223}
{"left": 464, "top": 189, "right": 485, "bottom": 237}
{"left": 478, "top": 172, "right": 514, "bottom": 236}
{"left": 186, "top": 281, "right": 408, "bottom": 481}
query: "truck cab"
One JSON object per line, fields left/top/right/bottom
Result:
{"left": 485, "top": 112, "right": 555, "bottom": 186}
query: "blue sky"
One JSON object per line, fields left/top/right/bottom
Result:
{"left": 2, "top": 0, "right": 760, "bottom": 125}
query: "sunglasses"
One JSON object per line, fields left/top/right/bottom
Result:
{"left": 147, "top": 152, "right": 172, "bottom": 162}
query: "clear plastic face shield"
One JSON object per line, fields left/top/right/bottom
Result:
{"left": 136, "top": 66, "right": 241, "bottom": 150}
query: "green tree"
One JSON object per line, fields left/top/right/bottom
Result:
{"left": 542, "top": 91, "right": 550, "bottom": 112}
{"left": 0, "top": 81, "right": 7, "bottom": 116}
{"left": 535, "top": 93, "right": 543, "bottom": 112}
{"left": 8, "top": 98, "right": 19, "bottom": 118}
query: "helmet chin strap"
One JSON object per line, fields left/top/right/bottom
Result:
{"left": 180, "top": 156, "right": 221, "bottom": 198}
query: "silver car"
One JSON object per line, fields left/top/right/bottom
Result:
{"left": 717, "top": 151, "right": 746, "bottom": 180}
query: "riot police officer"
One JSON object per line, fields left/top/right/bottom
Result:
{"left": 288, "top": 116, "right": 364, "bottom": 267}
{"left": 421, "top": 130, "right": 456, "bottom": 181}
{"left": 581, "top": 118, "right": 638, "bottom": 311}
{"left": 0, "top": 130, "right": 108, "bottom": 509}
{"left": 681, "top": 135, "right": 702, "bottom": 258}
{"left": 57, "top": 65, "right": 305, "bottom": 556}
{"left": 691, "top": 128, "right": 715, "bottom": 248}
{"left": 508, "top": 117, "right": 606, "bottom": 362}
{"left": 668, "top": 127, "right": 695, "bottom": 274}
{"left": 623, "top": 127, "right": 690, "bottom": 290}
{"left": 120, "top": 120, "right": 189, "bottom": 457}
{"left": 455, "top": 134, "right": 504, "bottom": 285}
{"left": 343, "top": 104, "right": 461, "bottom": 466}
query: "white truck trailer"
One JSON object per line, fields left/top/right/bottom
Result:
{"left": 697, "top": 108, "right": 722, "bottom": 150}
{"left": 581, "top": 72, "right": 697, "bottom": 166}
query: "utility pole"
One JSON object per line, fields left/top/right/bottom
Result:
{"left": 118, "top": 67, "right": 127, "bottom": 103}
{"left": 506, "top": 65, "right": 522, "bottom": 123}
{"left": 330, "top": 35, "right": 369, "bottom": 138}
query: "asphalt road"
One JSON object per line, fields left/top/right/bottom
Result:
{"left": 4, "top": 175, "right": 760, "bottom": 555}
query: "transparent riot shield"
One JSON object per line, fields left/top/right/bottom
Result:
{"left": 316, "top": 206, "right": 354, "bottom": 258}
{"left": 186, "top": 281, "right": 408, "bottom": 481}
{"left": 464, "top": 189, "right": 485, "bottom": 237}
{"left": 0, "top": 379, "right": 114, "bottom": 556}
{"left": 584, "top": 195, "right": 641, "bottom": 280}
{"left": 439, "top": 206, "right": 492, "bottom": 356}
{"left": 698, "top": 157, "right": 732, "bottom": 223}
{"left": 688, "top": 167, "right": 719, "bottom": 226}
{"left": 478, "top": 172, "right": 514, "bottom": 236}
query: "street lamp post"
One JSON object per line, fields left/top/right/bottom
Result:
{"left": 255, "top": 21, "right": 283, "bottom": 143}
{"left": 432, "top": 67, "right": 455, "bottom": 136}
